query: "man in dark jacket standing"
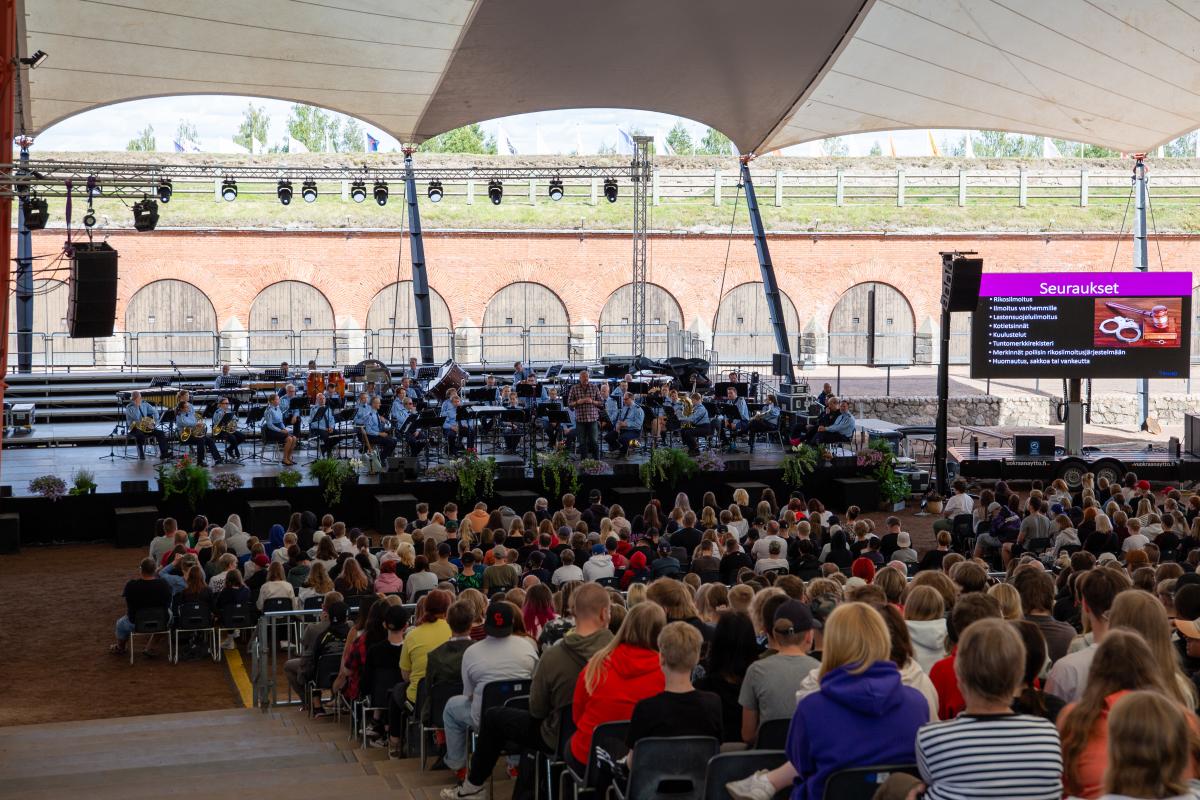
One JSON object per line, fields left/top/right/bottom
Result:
{"left": 442, "top": 583, "right": 613, "bottom": 800}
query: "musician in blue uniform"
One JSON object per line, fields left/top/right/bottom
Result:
{"left": 513, "top": 361, "right": 537, "bottom": 409}
{"left": 212, "top": 364, "right": 235, "bottom": 390}
{"left": 308, "top": 392, "right": 336, "bottom": 457}
{"left": 747, "top": 394, "right": 782, "bottom": 452}
{"left": 398, "top": 375, "right": 422, "bottom": 404}
{"left": 538, "top": 387, "right": 566, "bottom": 447}
{"left": 353, "top": 391, "right": 372, "bottom": 416}
{"left": 560, "top": 406, "right": 577, "bottom": 451}
{"left": 681, "top": 392, "right": 713, "bottom": 456}
{"left": 212, "top": 396, "right": 246, "bottom": 459}
{"left": 390, "top": 396, "right": 426, "bottom": 457}
{"left": 176, "top": 400, "right": 223, "bottom": 466}
{"left": 443, "top": 394, "right": 475, "bottom": 456}
{"left": 263, "top": 393, "right": 298, "bottom": 465}
{"left": 718, "top": 385, "right": 751, "bottom": 450}
{"left": 358, "top": 396, "right": 396, "bottom": 460}
{"left": 280, "top": 384, "right": 304, "bottom": 437}
{"left": 405, "top": 357, "right": 420, "bottom": 381}
{"left": 125, "top": 390, "right": 170, "bottom": 461}
{"left": 605, "top": 392, "right": 645, "bottom": 458}
{"left": 603, "top": 384, "right": 619, "bottom": 428}
{"left": 500, "top": 390, "right": 526, "bottom": 454}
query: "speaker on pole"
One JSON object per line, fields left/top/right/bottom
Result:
{"left": 67, "top": 242, "right": 118, "bottom": 338}
{"left": 941, "top": 255, "right": 983, "bottom": 313}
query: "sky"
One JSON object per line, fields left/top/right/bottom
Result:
{"left": 28, "top": 94, "right": 973, "bottom": 157}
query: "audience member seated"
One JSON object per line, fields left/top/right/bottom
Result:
{"left": 110, "top": 557, "right": 173, "bottom": 657}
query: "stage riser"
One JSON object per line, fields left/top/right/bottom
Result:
{"left": 0, "top": 464, "right": 861, "bottom": 546}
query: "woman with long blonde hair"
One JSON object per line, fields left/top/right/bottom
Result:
{"left": 1109, "top": 590, "right": 1196, "bottom": 708}
{"left": 569, "top": 602, "right": 665, "bottom": 769}
{"left": 1101, "top": 691, "right": 1200, "bottom": 800}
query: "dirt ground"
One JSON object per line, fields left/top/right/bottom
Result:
{"left": 0, "top": 544, "right": 238, "bottom": 727}
{"left": 1, "top": 503, "right": 938, "bottom": 728}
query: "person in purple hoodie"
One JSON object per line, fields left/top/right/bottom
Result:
{"left": 726, "top": 602, "right": 928, "bottom": 800}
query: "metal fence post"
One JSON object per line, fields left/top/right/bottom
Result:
{"left": 529, "top": 178, "right": 536, "bottom": 204}
{"left": 713, "top": 170, "right": 721, "bottom": 206}
{"left": 1018, "top": 167, "right": 1028, "bottom": 207}
{"left": 466, "top": 178, "right": 474, "bottom": 205}
{"left": 897, "top": 168, "right": 905, "bottom": 207}
{"left": 652, "top": 168, "right": 660, "bottom": 206}
{"left": 958, "top": 170, "right": 967, "bottom": 207}
{"left": 590, "top": 177, "right": 598, "bottom": 205}
{"left": 1080, "top": 169, "right": 1089, "bottom": 207}
{"left": 835, "top": 169, "right": 845, "bottom": 206}
{"left": 775, "top": 171, "right": 783, "bottom": 207}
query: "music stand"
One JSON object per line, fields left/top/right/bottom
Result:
{"left": 544, "top": 363, "right": 564, "bottom": 379}
{"left": 416, "top": 365, "right": 440, "bottom": 385}
{"left": 415, "top": 412, "right": 445, "bottom": 470}
{"left": 714, "top": 381, "right": 749, "bottom": 398}
{"left": 468, "top": 387, "right": 497, "bottom": 403}
{"left": 516, "top": 383, "right": 539, "bottom": 408}
{"left": 627, "top": 381, "right": 650, "bottom": 394}
{"left": 244, "top": 406, "right": 265, "bottom": 460}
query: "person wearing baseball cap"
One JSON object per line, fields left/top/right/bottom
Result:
{"left": 441, "top": 602, "right": 539, "bottom": 782}
{"left": 737, "top": 600, "right": 821, "bottom": 744}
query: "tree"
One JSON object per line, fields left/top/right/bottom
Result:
{"left": 971, "top": 130, "right": 1041, "bottom": 158}
{"left": 287, "top": 104, "right": 338, "bottom": 152}
{"left": 175, "top": 119, "right": 200, "bottom": 151}
{"left": 665, "top": 122, "right": 694, "bottom": 155}
{"left": 868, "top": 140, "right": 883, "bottom": 157}
{"left": 820, "top": 136, "right": 849, "bottom": 157}
{"left": 337, "top": 118, "right": 366, "bottom": 152}
{"left": 127, "top": 124, "right": 156, "bottom": 151}
{"left": 233, "top": 104, "right": 271, "bottom": 154}
{"left": 941, "top": 135, "right": 966, "bottom": 157}
{"left": 1050, "top": 139, "right": 1120, "bottom": 158}
{"left": 697, "top": 127, "right": 733, "bottom": 156}
{"left": 1163, "top": 132, "right": 1196, "bottom": 158}
{"left": 419, "top": 123, "right": 496, "bottom": 154}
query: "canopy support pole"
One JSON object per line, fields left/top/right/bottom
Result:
{"left": 1133, "top": 155, "right": 1149, "bottom": 430}
{"left": 16, "top": 139, "right": 32, "bottom": 373}
{"left": 403, "top": 149, "right": 435, "bottom": 365}
{"left": 1, "top": 0, "right": 17, "bottom": 469}
{"left": 631, "top": 135, "right": 652, "bottom": 358}
{"left": 740, "top": 157, "right": 794, "bottom": 383}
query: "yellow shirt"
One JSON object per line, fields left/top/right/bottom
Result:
{"left": 400, "top": 619, "right": 451, "bottom": 702}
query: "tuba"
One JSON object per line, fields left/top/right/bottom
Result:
{"left": 680, "top": 395, "right": 695, "bottom": 428}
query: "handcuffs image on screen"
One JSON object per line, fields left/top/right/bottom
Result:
{"left": 1094, "top": 298, "right": 1181, "bottom": 348}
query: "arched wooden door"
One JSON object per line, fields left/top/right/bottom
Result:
{"left": 828, "top": 282, "right": 915, "bottom": 365}
{"left": 125, "top": 279, "right": 217, "bottom": 366}
{"left": 367, "top": 281, "right": 454, "bottom": 363}
{"left": 482, "top": 282, "right": 570, "bottom": 364}
{"left": 712, "top": 282, "right": 800, "bottom": 364}
{"left": 248, "top": 281, "right": 335, "bottom": 366}
{"left": 7, "top": 279, "right": 91, "bottom": 367}
{"left": 599, "top": 283, "right": 684, "bottom": 358}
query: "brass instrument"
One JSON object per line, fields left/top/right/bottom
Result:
{"left": 135, "top": 416, "right": 157, "bottom": 433}
{"left": 212, "top": 413, "right": 237, "bottom": 436}
{"left": 680, "top": 395, "right": 695, "bottom": 429}
{"left": 179, "top": 409, "right": 207, "bottom": 442}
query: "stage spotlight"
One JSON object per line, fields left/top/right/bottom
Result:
{"left": 427, "top": 180, "right": 443, "bottom": 203}
{"left": 374, "top": 180, "right": 389, "bottom": 206}
{"left": 21, "top": 194, "right": 49, "bottom": 230}
{"left": 132, "top": 196, "right": 159, "bottom": 232}
{"left": 488, "top": 179, "right": 503, "bottom": 205}
{"left": 277, "top": 179, "right": 293, "bottom": 205}
{"left": 86, "top": 176, "right": 101, "bottom": 199}
{"left": 83, "top": 207, "right": 97, "bottom": 229}
{"left": 221, "top": 178, "right": 238, "bottom": 202}
{"left": 350, "top": 179, "right": 367, "bottom": 203}
{"left": 603, "top": 178, "right": 618, "bottom": 203}
{"left": 20, "top": 50, "right": 48, "bottom": 68}
{"left": 301, "top": 179, "right": 318, "bottom": 203}
{"left": 156, "top": 179, "right": 173, "bottom": 204}
{"left": 548, "top": 178, "right": 564, "bottom": 201}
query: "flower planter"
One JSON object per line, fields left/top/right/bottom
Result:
{"left": 927, "top": 500, "right": 943, "bottom": 514}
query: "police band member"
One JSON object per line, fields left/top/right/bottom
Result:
{"left": 501, "top": 390, "right": 526, "bottom": 454}
{"left": 538, "top": 387, "right": 565, "bottom": 447}
{"left": 443, "top": 394, "right": 475, "bottom": 456}
{"left": 263, "top": 393, "right": 298, "bottom": 465}
{"left": 719, "top": 385, "right": 750, "bottom": 448}
{"left": 212, "top": 396, "right": 246, "bottom": 459}
{"left": 405, "top": 357, "right": 420, "bottom": 381}
{"left": 356, "top": 396, "right": 396, "bottom": 460}
{"left": 308, "top": 392, "right": 336, "bottom": 457}
{"left": 605, "top": 392, "right": 645, "bottom": 458}
{"left": 748, "top": 394, "right": 782, "bottom": 446}
{"left": 390, "top": 395, "right": 426, "bottom": 457}
{"left": 280, "top": 384, "right": 304, "bottom": 437}
{"left": 212, "top": 364, "right": 234, "bottom": 390}
{"left": 125, "top": 390, "right": 170, "bottom": 461}
{"left": 354, "top": 390, "right": 372, "bottom": 416}
{"left": 176, "top": 401, "right": 223, "bottom": 466}
{"left": 681, "top": 392, "right": 712, "bottom": 456}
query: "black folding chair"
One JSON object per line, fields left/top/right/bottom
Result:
{"left": 419, "top": 679, "right": 464, "bottom": 769}
{"left": 822, "top": 764, "right": 920, "bottom": 800}
{"left": 472, "top": 678, "right": 533, "bottom": 757}
{"left": 753, "top": 718, "right": 790, "bottom": 750}
{"left": 129, "top": 607, "right": 172, "bottom": 665}
{"left": 535, "top": 703, "right": 574, "bottom": 800}
{"left": 614, "top": 736, "right": 719, "bottom": 800}
{"left": 172, "top": 600, "right": 214, "bottom": 663}
{"left": 358, "top": 666, "right": 402, "bottom": 748}
{"left": 261, "top": 596, "right": 296, "bottom": 653}
{"left": 951, "top": 513, "right": 974, "bottom": 553}
{"left": 561, "top": 719, "right": 630, "bottom": 800}
{"left": 596, "top": 577, "right": 620, "bottom": 589}
{"left": 306, "top": 649, "right": 345, "bottom": 718}
{"left": 703, "top": 750, "right": 788, "bottom": 800}
{"left": 213, "top": 601, "right": 256, "bottom": 662}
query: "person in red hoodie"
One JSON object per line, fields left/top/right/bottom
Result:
{"left": 570, "top": 601, "right": 666, "bottom": 770}
{"left": 621, "top": 552, "right": 651, "bottom": 590}
{"left": 928, "top": 593, "right": 1001, "bottom": 719}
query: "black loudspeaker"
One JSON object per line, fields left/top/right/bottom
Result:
{"left": 771, "top": 354, "right": 790, "bottom": 376}
{"left": 68, "top": 242, "right": 118, "bottom": 338}
{"left": 941, "top": 256, "right": 983, "bottom": 313}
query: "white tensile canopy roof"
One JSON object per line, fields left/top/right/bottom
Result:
{"left": 14, "top": 0, "right": 1200, "bottom": 155}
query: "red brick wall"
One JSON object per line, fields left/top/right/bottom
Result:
{"left": 16, "top": 229, "right": 1200, "bottom": 333}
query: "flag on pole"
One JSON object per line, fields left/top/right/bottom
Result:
{"left": 173, "top": 139, "right": 184, "bottom": 152}
{"left": 965, "top": 132, "right": 975, "bottom": 159}
{"left": 888, "top": 135, "right": 897, "bottom": 157}
{"left": 496, "top": 123, "right": 518, "bottom": 155}
{"left": 617, "top": 127, "right": 635, "bottom": 155}
{"left": 366, "top": 134, "right": 379, "bottom": 152}
{"left": 1042, "top": 137, "right": 1060, "bottom": 158}
{"left": 656, "top": 128, "right": 673, "bottom": 156}
{"left": 928, "top": 130, "right": 941, "bottom": 157}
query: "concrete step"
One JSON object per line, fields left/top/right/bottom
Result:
{"left": 5, "top": 775, "right": 399, "bottom": 800}
{"left": 0, "top": 708, "right": 256, "bottom": 739}
{"left": 0, "top": 721, "right": 305, "bottom": 756}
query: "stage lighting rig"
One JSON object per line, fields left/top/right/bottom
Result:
{"left": 427, "top": 180, "right": 443, "bottom": 202}
{"left": 301, "top": 179, "right": 318, "bottom": 203}
{"left": 374, "top": 180, "right": 389, "bottom": 206}
{"left": 350, "top": 179, "right": 367, "bottom": 203}
{"left": 132, "top": 196, "right": 159, "bottom": 232}
{"left": 604, "top": 178, "right": 618, "bottom": 203}
{"left": 86, "top": 175, "right": 101, "bottom": 198}
{"left": 488, "top": 179, "right": 503, "bottom": 205}
{"left": 82, "top": 207, "right": 97, "bottom": 228}
{"left": 156, "top": 178, "right": 173, "bottom": 203}
{"left": 221, "top": 178, "right": 238, "bottom": 202}
{"left": 276, "top": 179, "right": 293, "bottom": 205}
{"left": 21, "top": 194, "right": 49, "bottom": 230}
{"left": 548, "top": 178, "right": 564, "bottom": 201}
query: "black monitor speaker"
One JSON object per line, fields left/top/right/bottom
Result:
{"left": 67, "top": 242, "right": 118, "bottom": 338}
{"left": 771, "top": 353, "right": 790, "bottom": 376}
{"left": 941, "top": 256, "right": 983, "bottom": 313}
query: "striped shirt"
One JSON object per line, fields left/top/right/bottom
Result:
{"left": 917, "top": 713, "right": 1062, "bottom": 800}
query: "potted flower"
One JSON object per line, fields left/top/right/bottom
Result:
{"left": 535, "top": 448, "right": 580, "bottom": 498}
{"left": 277, "top": 468, "right": 302, "bottom": 489}
{"left": 212, "top": 472, "right": 245, "bottom": 492}
{"left": 695, "top": 450, "right": 726, "bottom": 472}
{"left": 308, "top": 457, "right": 356, "bottom": 507}
{"left": 28, "top": 474, "right": 67, "bottom": 501}
{"left": 639, "top": 447, "right": 697, "bottom": 490}
{"left": 156, "top": 456, "right": 211, "bottom": 511}
{"left": 925, "top": 492, "right": 944, "bottom": 515}
{"left": 68, "top": 468, "right": 98, "bottom": 496}
{"left": 578, "top": 459, "right": 613, "bottom": 477}
{"left": 449, "top": 449, "right": 497, "bottom": 505}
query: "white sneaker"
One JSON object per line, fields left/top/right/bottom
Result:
{"left": 221, "top": 637, "right": 236, "bottom": 651}
{"left": 439, "top": 781, "right": 489, "bottom": 800}
{"left": 726, "top": 771, "right": 776, "bottom": 800}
